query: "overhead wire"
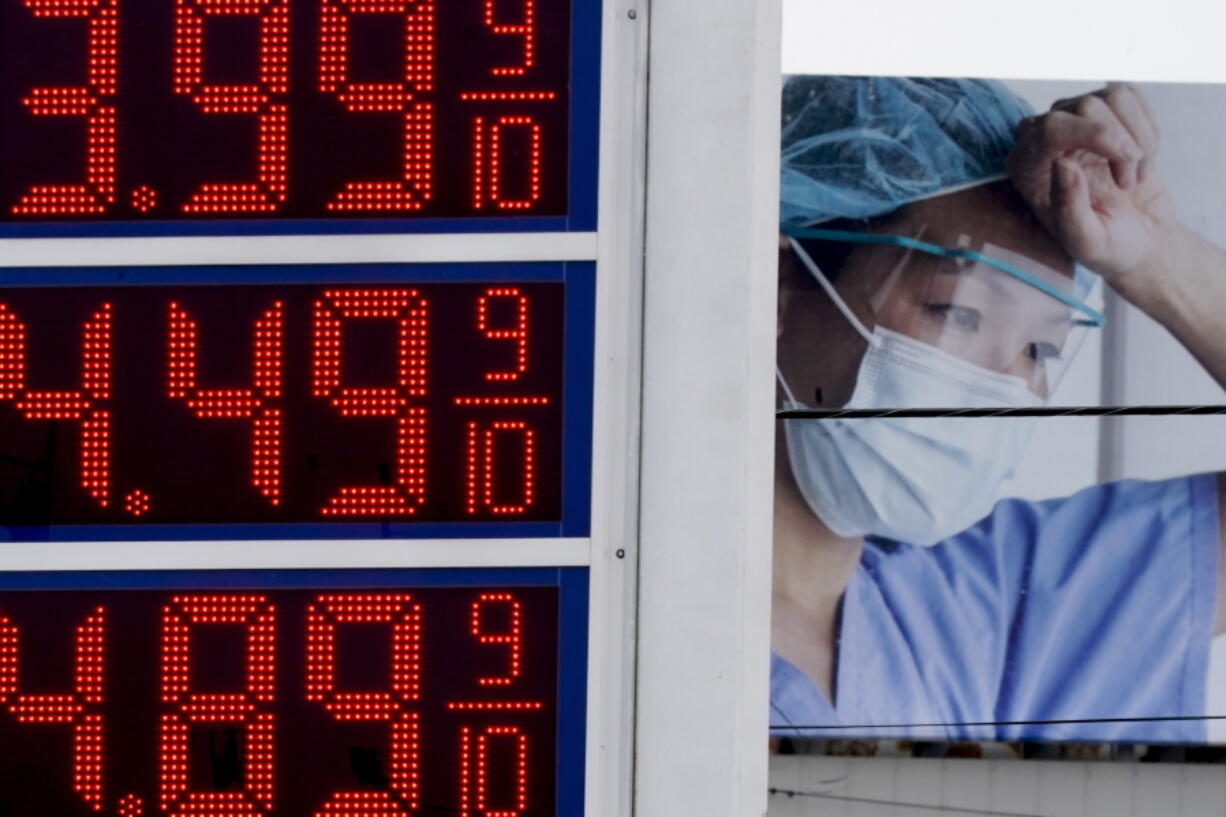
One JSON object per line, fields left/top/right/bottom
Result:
{"left": 768, "top": 788, "right": 1049, "bottom": 817}
{"left": 772, "top": 713, "right": 1226, "bottom": 731}
{"left": 777, "top": 404, "right": 1226, "bottom": 419}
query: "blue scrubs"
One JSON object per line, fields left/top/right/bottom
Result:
{"left": 770, "top": 474, "right": 1221, "bottom": 743}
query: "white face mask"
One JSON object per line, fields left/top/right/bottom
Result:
{"left": 778, "top": 326, "right": 1041, "bottom": 547}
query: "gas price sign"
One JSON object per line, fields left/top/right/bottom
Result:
{"left": 0, "top": 568, "right": 588, "bottom": 817}
{"left": 0, "top": 263, "right": 594, "bottom": 540}
{"left": 0, "top": 0, "right": 599, "bottom": 235}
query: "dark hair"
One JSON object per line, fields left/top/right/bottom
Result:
{"left": 780, "top": 215, "right": 887, "bottom": 288}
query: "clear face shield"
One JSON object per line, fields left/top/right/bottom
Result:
{"left": 779, "top": 218, "right": 1103, "bottom": 410}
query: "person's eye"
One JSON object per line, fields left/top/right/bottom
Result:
{"left": 926, "top": 304, "right": 981, "bottom": 334}
{"left": 1027, "top": 341, "right": 1063, "bottom": 364}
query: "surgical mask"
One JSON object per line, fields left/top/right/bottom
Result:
{"left": 778, "top": 326, "right": 1042, "bottom": 547}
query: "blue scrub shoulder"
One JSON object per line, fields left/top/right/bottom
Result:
{"left": 770, "top": 474, "right": 1221, "bottom": 744}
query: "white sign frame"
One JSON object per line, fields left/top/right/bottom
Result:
{"left": 0, "top": 0, "right": 650, "bottom": 814}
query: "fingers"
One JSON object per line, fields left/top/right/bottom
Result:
{"left": 1060, "top": 95, "right": 1144, "bottom": 187}
{"left": 1100, "top": 84, "right": 1159, "bottom": 153}
{"left": 1101, "top": 83, "right": 1160, "bottom": 182}
{"left": 1127, "top": 85, "right": 1161, "bottom": 143}
{"left": 1048, "top": 157, "right": 1103, "bottom": 257}
{"left": 1018, "top": 107, "right": 1142, "bottom": 188}
{"left": 1043, "top": 85, "right": 1162, "bottom": 188}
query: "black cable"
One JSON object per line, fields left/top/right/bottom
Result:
{"left": 773, "top": 714, "right": 1226, "bottom": 731}
{"left": 769, "top": 789, "right": 1047, "bottom": 817}
{"left": 777, "top": 404, "right": 1226, "bottom": 419}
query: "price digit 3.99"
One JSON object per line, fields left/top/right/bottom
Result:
{"left": 318, "top": 0, "right": 436, "bottom": 212}
{"left": 172, "top": 0, "right": 290, "bottom": 213}
{"left": 11, "top": 0, "right": 119, "bottom": 216}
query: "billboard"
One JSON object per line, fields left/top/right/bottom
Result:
{"left": 773, "top": 77, "right": 1226, "bottom": 745}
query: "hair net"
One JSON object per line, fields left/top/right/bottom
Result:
{"left": 780, "top": 76, "right": 1035, "bottom": 227}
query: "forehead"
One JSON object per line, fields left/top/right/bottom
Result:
{"left": 887, "top": 181, "right": 1076, "bottom": 281}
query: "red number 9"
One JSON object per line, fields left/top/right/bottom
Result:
{"left": 306, "top": 593, "right": 422, "bottom": 817}
{"left": 172, "top": 0, "right": 290, "bottom": 213}
{"left": 319, "top": 0, "right": 436, "bottom": 211}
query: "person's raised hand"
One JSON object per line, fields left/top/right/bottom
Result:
{"left": 1007, "top": 84, "right": 1177, "bottom": 287}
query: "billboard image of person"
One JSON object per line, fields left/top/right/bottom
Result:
{"left": 773, "top": 76, "right": 1226, "bottom": 744}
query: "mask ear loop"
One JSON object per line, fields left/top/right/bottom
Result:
{"left": 786, "top": 237, "right": 882, "bottom": 349}
{"left": 776, "top": 366, "right": 801, "bottom": 407}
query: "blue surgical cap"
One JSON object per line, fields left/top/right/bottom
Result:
{"left": 780, "top": 76, "right": 1035, "bottom": 227}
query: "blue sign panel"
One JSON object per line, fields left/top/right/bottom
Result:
{"left": 0, "top": 0, "right": 600, "bottom": 236}
{"left": 0, "top": 262, "right": 594, "bottom": 541}
{"left": 0, "top": 566, "right": 588, "bottom": 817}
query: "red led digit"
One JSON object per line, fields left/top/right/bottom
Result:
{"left": 470, "top": 593, "right": 521, "bottom": 686}
{"left": 0, "top": 607, "right": 106, "bottom": 812}
{"left": 458, "top": 92, "right": 555, "bottom": 102}
{"left": 0, "top": 302, "right": 112, "bottom": 507}
{"left": 173, "top": 0, "right": 290, "bottom": 213}
{"left": 319, "top": 0, "right": 435, "bottom": 211}
{"left": 118, "top": 794, "right": 145, "bottom": 817}
{"left": 159, "top": 595, "right": 277, "bottom": 817}
{"left": 476, "top": 288, "right": 528, "bottom": 382}
{"left": 457, "top": 288, "right": 544, "bottom": 516}
{"left": 464, "top": 421, "right": 536, "bottom": 516}
{"left": 472, "top": 118, "right": 485, "bottom": 211}
{"left": 311, "top": 289, "right": 428, "bottom": 517}
{"left": 453, "top": 397, "right": 548, "bottom": 406}
{"left": 458, "top": 725, "right": 529, "bottom": 817}
{"left": 168, "top": 301, "right": 284, "bottom": 505}
{"left": 305, "top": 593, "right": 422, "bottom": 817}
{"left": 471, "top": 116, "right": 543, "bottom": 210}
{"left": 482, "top": 0, "right": 534, "bottom": 76}
{"left": 465, "top": 421, "right": 479, "bottom": 514}
{"left": 10, "top": 0, "right": 118, "bottom": 216}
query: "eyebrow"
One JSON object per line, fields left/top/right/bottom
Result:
{"left": 933, "top": 263, "right": 1075, "bottom": 328}
{"left": 932, "top": 260, "right": 1011, "bottom": 299}
{"left": 783, "top": 226, "right": 1105, "bottom": 327}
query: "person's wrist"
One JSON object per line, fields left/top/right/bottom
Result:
{"left": 1113, "top": 222, "right": 1206, "bottom": 321}
{"left": 1106, "top": 221, "right": 1183, "bottom": 306}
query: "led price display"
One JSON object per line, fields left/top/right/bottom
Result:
{"left": 0, "top": 572, "right": 579, "bottom": 817}
{"left": 0, "top": 273, "right": 572, "bottom": 530}
{"left": 0, "top": 0, "right": 580, "bottom": 228}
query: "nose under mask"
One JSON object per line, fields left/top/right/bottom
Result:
{"left": 779, "top": 238, "right": 1042, "bottom": 546}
